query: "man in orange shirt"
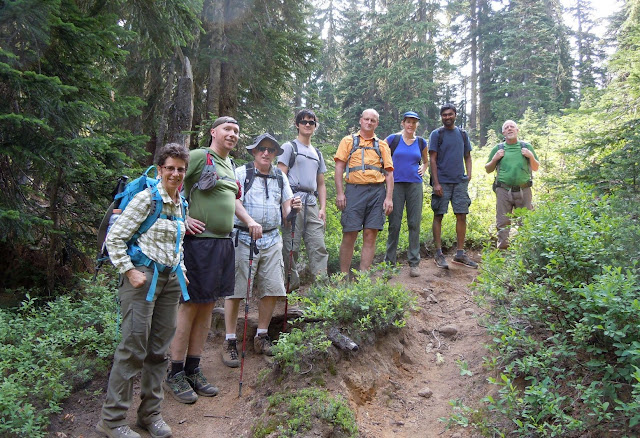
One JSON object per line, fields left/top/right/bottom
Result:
{"left": 334, "top": 109, "right": 394, "bottom": 273}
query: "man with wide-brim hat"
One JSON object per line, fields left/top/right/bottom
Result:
{"left": 221, "top": 133, "right": 301, "bottom": 367}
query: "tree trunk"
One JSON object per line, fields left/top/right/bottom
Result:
{"left": 167, "top": 51, "right": 194, "bottom": 150}
{"left": 469, "top": 0, "right": 478, "bottom": 135}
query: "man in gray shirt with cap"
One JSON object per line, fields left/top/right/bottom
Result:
{"left": 278, "top": 109, "right": 328, "bottom": 289}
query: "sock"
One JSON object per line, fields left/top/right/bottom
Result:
{"left": 169, "top": 361, "right": 184, "bottom": 377}
{"left": 225, "top": 334, "right": 236, "bottom": 341}
{"left": 185, "top": 356, "right": 200, "bottom": 375}
{"left": 456, "top": 249, "right": 465, "bottom": 257}
{"left": 436, "top": 248, "right": 443, "bottom": 256}
{"left": 256, "top": 328, "right": 268, "bottom": 337}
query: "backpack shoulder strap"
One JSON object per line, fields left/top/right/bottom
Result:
{"left": 418, "top": 137, "right": 426, "bottom": 152}
{"left": 437, "top": 127, "right": 445, "bottom": 147}
{"left": 130, "top": 186, "right": 163, "bottom": 243}
{"left": 461, "top": 129, "right": 469, "bottom": 146}
{"left": 244, "top": 162, "right": 256, "bottom": 195}
{"left": 287, "top": 140, "right": 299, "bottom": 170}
{"left": 389, "top": 135, "right": 401, "bottom": 155}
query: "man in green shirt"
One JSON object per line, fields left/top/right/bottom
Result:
{"left": 485, "top": 120, "right": 540, "bottom": 249}
{"left": 165, "top": 116, "right": 249, "bottom": 404}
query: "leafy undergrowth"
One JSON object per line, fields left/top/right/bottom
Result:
{"left": 272, "top": 265, "right": 417, "bottom": 374}
{"left": 0, "top": 279, "right": 119, "bottom": 437}
{"left": 252, "top": 387, "right": 357, "bottom": 438}
{"left": 260, "top": 265, "right": 417, "bottom": 437}
{"left": 449, "top": 186, "right": 640, "bottom": 437}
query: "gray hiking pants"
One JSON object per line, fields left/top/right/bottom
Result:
{"left": 282, "top": 203, "right": 328, "bottom": 290}
{"left": 100, "top": 266, "right": 181, "bottom": 428}
{"left": 385, "top": 182, "right": 424, "bottom": 267}
{"left": 495, "top": 186, "right": 532, "bottom": 249}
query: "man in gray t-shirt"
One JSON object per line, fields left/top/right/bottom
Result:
{"left": 277, "top": 109, "right": 329, "bottom": 289}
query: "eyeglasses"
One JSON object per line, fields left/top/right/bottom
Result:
{"left": 299, "top": 120, "right": 316, "bottom": 126}
{"left": 256, "top": 146, "right": 277, "bottom": 154}
{"left": 161, "top": 166, "right": 186, "bottom": 174}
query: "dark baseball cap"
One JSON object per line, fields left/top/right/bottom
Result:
{"left": 211, "top": 116, "right": 238, "bottom": 130}
{"left": 403, "top": 111, "right": 420, "bottom": 120}
{"left": 246, "top": 133, "right": 284, "bottom": 156}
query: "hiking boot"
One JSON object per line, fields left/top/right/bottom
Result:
{"left": 254, "top": 333, "right": 275, "bottom": 356}
{"left": 434, "top": 253, "right": 449, "bottom": 269}
{"left": 409, "top": 266, "right": 420, "bottom": 277}
{"left": 163, "top": 371, "right": 198, "bottom": 404}
{"left": 452, "top": 253, "right": 478, "bottom": 269}
{"left": 222, "top": 339, "right": 240, "bottom": 368}
{"left": 96, "top": 420, "right": 141, "bottom": 438}
{"left": 185, "top": 367, "right": 219, "bottom": 397}
{"left": 136, "top": 418, "right": 171, "bottom": 438}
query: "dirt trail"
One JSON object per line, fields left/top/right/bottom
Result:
{"left": 51, "top": 253, "right": 491, "bottom": 438}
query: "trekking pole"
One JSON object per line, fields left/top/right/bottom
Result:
{"left": 283, "top": 212, "right": 297, "bottom": 332}
{"left": 239, "top": 238, "right": 257, "bottom": 397}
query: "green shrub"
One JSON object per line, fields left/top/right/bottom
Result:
{"left": 0, "top": 279, "right": 119, "bottom": 437}
{"left": 463, "top": 187, "right": 640, "bottom": 436}
{"left": 271, "top": 326, "right": 332, "bottom": 374}
{"left": 297, "top": 266, "right": 417, "bottom": 339}
{"left": 252, "top": 388, "right": 357, "bottom": 438}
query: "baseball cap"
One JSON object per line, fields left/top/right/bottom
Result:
{"left": 403, "top": 111, "right": 420, "bottom": 120}
{"left": 246, "top": 133, "right": 284, "bottom": 156}
{"left": 211, "top": 116, "right": 238, "bottom": 130}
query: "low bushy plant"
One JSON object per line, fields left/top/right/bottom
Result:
{"left": 252, "top": 388, "right": 357, "bottom": 438}
{"left": 0, "top": 279, "right": 119, "bottom": 437}
{"left": 462, "top": 186, "right": 640, "bottom": 436}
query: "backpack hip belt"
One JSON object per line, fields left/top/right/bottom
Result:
{"left": 494, "top": 181, "right": 533, "bottom": 192}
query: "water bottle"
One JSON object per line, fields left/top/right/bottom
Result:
{"left": 101, "top": 209, "right": 122, "bottom": 254}
{"left": 107, "top": 209, "right": 122, "bottom": 233}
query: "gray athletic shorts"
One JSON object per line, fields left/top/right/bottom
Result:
{"left": 431, "top": 180, "right": 471, "bottom": 215}
{"left": 340, "top": 183, "right": 386, "bottom": 232}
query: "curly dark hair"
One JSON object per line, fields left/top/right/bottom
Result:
{"left": 157, "top": 143, "right": 190, "bottom": 167}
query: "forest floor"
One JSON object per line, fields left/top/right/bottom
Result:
{"left": 50, "top": 250, "right": 492, "bottom": 438}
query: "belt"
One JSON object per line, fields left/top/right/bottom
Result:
{"left": 346, "top": 182, "right": 384, "bottom": 187}
{"left": 234, "top": 225, "right": 277, "bottom": 233}
{"left": 495, "top": 181, "right": 531, "bottom": 192}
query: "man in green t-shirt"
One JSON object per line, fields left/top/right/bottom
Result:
{"left": 165, "top": 116, "right": 251, "bottom": 404}
{"left": 485, "top": 120, "right": 540, "bottom": 249}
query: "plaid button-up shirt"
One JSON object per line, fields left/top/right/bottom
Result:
{"left": 233, "top": 164, "right": 293, "bottom": 250}
{"left": 106, "top": 184, "right": 187, "bottom": 274}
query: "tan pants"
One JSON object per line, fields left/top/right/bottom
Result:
{"left": 282, "top": 203, "right": 328, "bottom": 290}
{"left": 496, "top": 187, "right": 533, "bottom": 249}
{"left": 100, "top": 266, "right": 181, "bottom": 428}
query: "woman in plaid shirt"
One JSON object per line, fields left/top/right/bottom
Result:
{"left": 97, "top": 143, "right": 190, "bottom": 438}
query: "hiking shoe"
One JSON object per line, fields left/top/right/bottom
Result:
{"left": 163, "top": 371, "right": 198, "bottom": 404}
{"left": 434, "top": 253, "right": 449, "bottom": 269}
{"left": 452, "top": 253, "right": 478, "bottom": 269}
{"left": 96, "top": 420, "right": 141, "bottom": 438}
{"left": 136, "top": 418, "right": 171, "bottom": 438}
{"left": 409, "top": 266, "right": 420, "bottom": 277}
{"left": 254, "top": 333, "right": 275, "bottom": 356}
{"left": 222, "top": 339, "right": 240, "bottom": 368}
{"left": 186, "top": 367, "right": 219, "bottom": 397}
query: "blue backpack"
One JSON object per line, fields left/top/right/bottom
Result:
{"left": 98, "top": 166, "right": 189, "bottom": 302}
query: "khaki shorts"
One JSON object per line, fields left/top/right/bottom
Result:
{"left": 229, "top": 239, "right": 286, "bottom": 299}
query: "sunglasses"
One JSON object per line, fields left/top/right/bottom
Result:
{"left": 299, "top": 120, "right": 316, "bottom": 126}
{"left": 256, "top": 145, "right": 277, "bottom": 154}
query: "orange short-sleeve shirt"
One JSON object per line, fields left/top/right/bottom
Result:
{"left": 334, "top": 131, "right": 394, "bottom": 184}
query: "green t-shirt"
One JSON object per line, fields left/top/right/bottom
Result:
{"left": 184, "top": 148, "right": 238, "bottom": 238}
{"left": 487, "top": 141, "right": 538, "bottom": 187}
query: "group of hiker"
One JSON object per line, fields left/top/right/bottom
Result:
{"left": 96, "top": 105, "right": 539, "bottom": 438}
